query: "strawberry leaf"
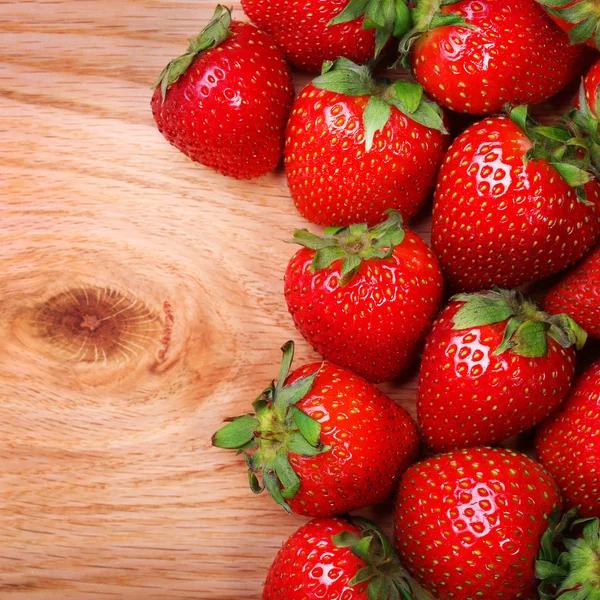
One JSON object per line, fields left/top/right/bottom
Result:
{"left": 328, "top": 0, "right": 411, "bottom": 57}
{"left": 452, "top": 295, "right": 515, "bottom": 330}
{"left": 364, "top": 96, "right": 392, "bottom": 152}
{"left": 452, "top": 289, "right": 587, "bottom": 358}
{"left": 211, "top": 414, "right": 259, "bottom": 449}
{"left": 291, "top": 406, "right": 322, "bottom": 447}
{"left": 273, "top": 450, "right": 301, "bottom": 499}
{"left": 511, "top": 321, "right": 550, "bottom": 358}
{"left": 152, "top": 5, "right": 232, "bottom": 101}
{"left": 291, "top": 210, "right": 406, "bottom": 285}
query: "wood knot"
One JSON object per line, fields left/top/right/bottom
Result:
{"left": 26, "top": 286, "right": 164, "bottom": 365}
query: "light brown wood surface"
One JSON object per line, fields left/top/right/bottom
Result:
{"left": 0, "top": 2, "right": 592, "bottom": 599}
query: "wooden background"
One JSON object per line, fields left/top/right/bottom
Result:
{"left": 0, "top": 2, "right": 593, "bottom": 599}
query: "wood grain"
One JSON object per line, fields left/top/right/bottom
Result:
{"left": 0, "top": 2, "right": 592, "bottom": 598}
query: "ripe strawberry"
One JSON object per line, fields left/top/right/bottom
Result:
{"left": 285, "top": 211, "right": 443, "bottom": 383}
{"left": 543, "top": 244, "right": 600, "bottom": 339}
{"left": 403, "top": 0, "right": 582, "bottom": 114}
{"left": 242, "top": 0, "right": 411, "bottom": 72}
{"left": 431, "top": 106, "right": 600, "bottom": 292}
{"left": 536, "top": 360, "right": 600, "bottom": 518}
{"left": 581, "top": 59, "right": 600, "bottom": 116}
{"left": 263, "top": 517, "right": 428, "bottom": 600}
{"left": 394, "top": 447, "right": 561, "bottom": 600}
{"left": 417, "top": 289, "right": 586, "bottom": 452}
{"left": 536, "top": 0, "right": 600, "bottom": 48}
{"left": 285, "top": 58, "right": 449, "bottom": 226}
{"left": 212, "top": 341, "right": 419, "bottom": 517}
{"left": 536, "top": 509, "right": 600, "bottom": 598}
{"left": 151, "top": 6, "right": 293, "bottom": 180}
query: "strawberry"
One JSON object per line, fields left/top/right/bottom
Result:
{"left": 431, "top": 106, "right": 600, "bottom": 292}
{"left": 402, "top": 0, "right": 582, "bottom": 114}
{"left": 581, "top": 59, "right": 600, "bottom": 117}
{"left": 536, "top": 509, "right": 600, "bottom": 598}
{"left": 536, "top": 0, "right": 600, "bottom": 49}
{"left": 263, "top": 517, "right": 429, "bottom": 600}
{"left": 285, "top": 211, "right": 443, "bottom": 383}
{"left": 536, "top": 360, "right": 600, "bottom": 519}
{"left": 394, "top": 447, "right": 561, "bottom": 600}
{"left": 543, "top": 244, "right": 600, "bottom": 339}
{"left": 417, "top": 289, "right": 586, "bottom": 452}
{"left": 212, "top": 341, "right": 419, "bottom": 517}
{"left": 285, "top": 59, "right": 449, "bottom": 226}
{"left": 241, "top": 0, "right": 412, "bottom": 73}
{"left": 151, "top": 6, "right": 294, "bottom": 180}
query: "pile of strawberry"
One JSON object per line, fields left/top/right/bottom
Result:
{"left": 151, "top": 1, "right": 600, "bottom": 599}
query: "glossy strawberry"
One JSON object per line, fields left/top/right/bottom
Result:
{"left": 537, "top": 0, "right": 600, "bottom": 48}
{"left": 242, "top": 0, "right": 411, "bottom": 72}
{"left": 151, "top": 6, "right": 293, "bottom": 179}
{"left": 418, "top": 289, "right": 586, "bottom": 452}
{"left": 403, "top": 0, "right": 581, "bottom": 114}
{"left": 285, "top": 59, "right": 449, "bottom": 226}
{"left": 212, "top": 341, "right": 419, "bottom": 517}
{"left": 394, "top": 447, "right": 561, "bottom": 600}
{"left": 263, "top": 517, "right": 426, "bottom": 600}
{"left": 432, "top": 107, "right": 600, "bottom": 292}
{"left": 582, "top": 60, "right": 600, "bottom": 117}
{"left": 544, "top": 244, "right": 600, "bottom": 339}
{"left": 536, "top": 360, "right": 600, "bottom": 518}
{"left": 285, "top": 211, "right": 443, "bottom": 383}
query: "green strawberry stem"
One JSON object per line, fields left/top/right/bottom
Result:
{"left": 152, "top": 5, "right": 232, "bottom": 102}
{"left": 509, "top": 104, "right": 600, "bottom": 204}
{"left": 537, "top": 508, "right": 600, "bottom": 599}
{"left": 211, "top": 341, "right": 329, "bottom": 513}
{"left": 312, "top": 58, "right": 446, "bottom": 151}
{"left": 537, "top": 0, "right": 600, "bottom": 46}
{"left": 397, "top": 0, "right": 475, "bottom": 62}
{"left": 328, "top": 0, "right": 412, "bottom": 57}
{"left": 452, "top": 288, "right": 587, "bottom": 358}
{"left": 334, "top": 517, "right": 433, "bottom": 600}
{"left": 291, "top": 209, "right": 406, "bottom": 285}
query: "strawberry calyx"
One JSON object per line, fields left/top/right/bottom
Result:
{"left": 152, "top": 5, "right": 232, "bottom": 102}
{"left": 211, "top": 341, "right": 329, "bottom": 513}
{"left": 536, "top": 508, "right": 600, "bottom": 599}
{"left": 452, "top": 288, "right": 587, "bottom": 358}
{"left": 509, "top": 105, "right": 600, "bottom": 204}
{"left": 327, "top": 0, "right": 412, "bottom": 57}
{"left": 397, "top": 0, "right": 476, "bottom": 62}
{"left": 537, "top": 0, "right": 600, "bottom": 47}
{"left": 334, "top": 517, "right": 432, "bottom": 600}
{"left": 291, "top": 209, "right": 406, "bottom": 285}
{"left": 312, "top": 58, "right": 446, "bottom": 151}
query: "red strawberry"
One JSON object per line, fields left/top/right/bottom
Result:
{"left": 536, "top": 509, "right": 600, "bottom": 598}
{"left": 285, "top": 59, "right": 449, "bottom": 226}
{"left": 536, "top": 360, "right": 600, "bottom": 518}
{"left": 285, "top": 211, "right": 444, "bottom": 383}
{"left": 431, "top": 107, "right": 600, "bottom": 292}
{"left": 536, "top": 0, "right": 600, "bottom": 48}
{"left": 263, "top": 517, "right": 427, "bottom": 600}
{"left": 403, "top": 0, "right": 582, "bottom": 114}
{"left": 581, "top": 59, "right": 600, "bottom": 116}
{"left": 544, "top": 244, "right": 600, "bottom": 339}
{"left": 394, "top": 447, "right": 561, "bottom": 600}
{"left": 242, "top": 0, "right": 411, "bottom": 72}
{"left": 212, "top": 341, "right": 419, "bottom": 517}
{"left": 151, "top": 6, "right": 294, "bottom": 180}
{"left": 417, "top": 289, "right": 586, "bottom": 452}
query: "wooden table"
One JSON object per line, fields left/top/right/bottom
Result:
{"left": 0, "top": 2, "right": 592, "bottom": 598}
